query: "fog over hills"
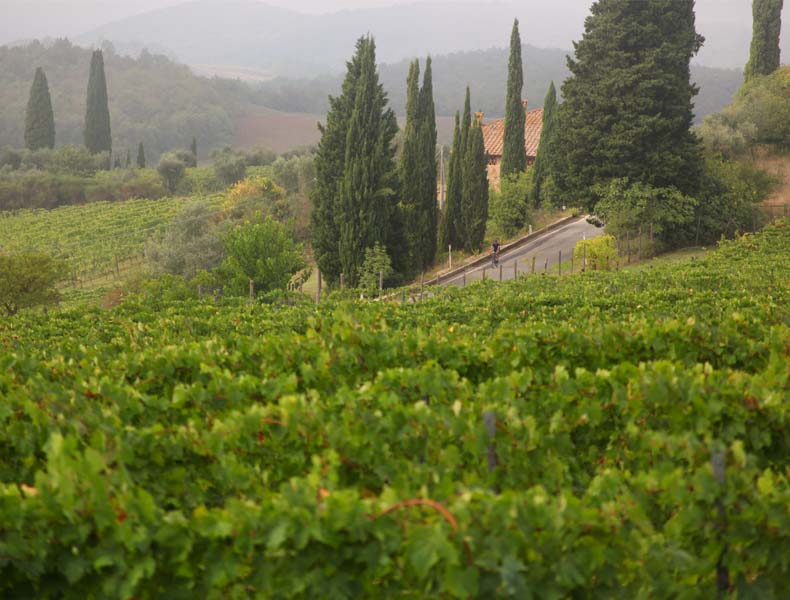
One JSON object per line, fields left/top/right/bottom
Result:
{"left": 57, "top": 0, "right": 787, "bottom": 76}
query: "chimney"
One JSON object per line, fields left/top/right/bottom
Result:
{"left": 475, "top": 111, "right": 484, "bottom": 125}
{"left": 522, "top": 99, "right": 528, "bottom": 113}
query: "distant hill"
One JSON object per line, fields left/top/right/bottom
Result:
{"left": 0, "top": 39, "right": 254, "bottom": 160}
{"left": 257, "top": 45, "right": 744, "bottom": 122}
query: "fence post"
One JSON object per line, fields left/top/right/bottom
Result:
{"left": 498, "top": 264, "right": 503, "bottom": 281}
{"left": 544, "top": 257, "right": 548, "bottom": 273}
{"left": 463, "top": 270, "right": 467, "bottom": 287}
{"left": 558, "top": 250, "right": 562, "bottom": 276}
{"left": 483, "top": 268, "right": 487, "bottom": 281}
{"left": 379, "top": 270, "right": 384, "bottom": 292}
{"left": 529, "top": 224, "right": 533, "bottom": 236}
{"left": 531, "top": 256, "right": 536, "bottom": 274}
{"left": 249, "top": 279, "right": 254, "bottom": 303}
{"left": 513, "top": 261, "right": 518, "bottom": 280}
{"left": 316, "top": 270, "right": 322, "bottom": 303}
{"left": 584, "top": 243, "right": 588, "bottom": 271}
{"left": 449, "top": 245, "right": 452, "bottom": 270}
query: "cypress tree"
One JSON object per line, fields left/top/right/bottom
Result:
{"left": 24, "top": 67, "right": 55, "bottom": 151}
{"left": 441, "top": 111, "right": 463, "bottom": 249}
{"left": 416, "top": 57, "right": 438, "bottom": 269}
{"left": 460, "top": 87, "right": 472, "bottom": 154}
{"left": 460, "top": 115, "right": 489, "bottom": 252}
{"left": 337, "top": 37, "right": 400, "bottom": 286}
{"left": 399, "top": 60, "right": 422, "bottom": 273}
{"left": 137, "top": 142, "right": 146, "bottom": 168}
{"left": 312, "top": 38, "right": 367, "bottom": 286}
{"left": 532, "top": 81, "right": 558, "bottom": 206}
{"left": 553, "top": 0, "right": 704, "bottom": 209}
{"left": 84, "top": 50, "right": 112, "bottom": 157}
{"left": 191, "top": 137, "right": 198, "bottom": 160}
{"left": 500, "top": 19, "right": 526, "bottom": 177}
{"left": 745, "top": 0, "right": 784, "bottom": 81}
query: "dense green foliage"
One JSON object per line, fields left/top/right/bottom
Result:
{"left": 0, "top": 253, "right": 64, "bottom": 315}
{"left": 699, "top": 66, "right": 790, "bottom": 154}
{"left": 531, "top": 82, "right": 558, "bottom": 206}
{"left": 554, "top": 0, "right": 705, "bottom": 209}
{"left": 24, "top": 68, "right": 55, "bottom": 151}
{"left": 500, "top": 20, "right": 526, "bottom": 178}
{"left": 0, "top": 40, "right": 245, "bottom": 162}
{"left": 84, "top": 50, "right": 112, "bottom": 158}
{"left": 488, "top": 171, "right": 532, "bottom": 238}
{"left": 217, "top": 218, "right": 306, "bottom": 296}
{"left": 745, "top": 0, "right": 784, "bottom": 81}
{"left": 440, "top": 111, "right": 462, "bottom": 250}
{"left": 0, "top": 221, "right": 788, "bottom": 596}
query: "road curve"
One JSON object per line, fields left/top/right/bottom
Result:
{"left": 441, "top": 217, "right": 605, "bottom": 287}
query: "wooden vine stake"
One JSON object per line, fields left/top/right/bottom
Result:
{"left": 483, "top": 411, "right": 498, "bottom": 473}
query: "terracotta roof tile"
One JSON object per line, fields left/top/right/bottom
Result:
{"left": 481, "top": 107, "right": 543, "bottom": 159}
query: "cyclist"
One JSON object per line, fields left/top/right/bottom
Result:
{"left": 492, "top": 239, "right": 501, "bottom": 267}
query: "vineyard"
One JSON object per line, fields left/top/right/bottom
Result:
{"left": 0, "top": 221, "right": 788, "bottom": 598}
{"left": 0, "top": 195, "right": 225, "bottom": 295}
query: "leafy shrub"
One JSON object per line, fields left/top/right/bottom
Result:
{"left": 156, "top": 153, "right": 187, "bottom": 193}
{"left": 488, "top": 171, "right": 531, "bottom": 238}
{"left": 594, "top": 179, "right": 697, "bottom": 252}
{"left": 0, "top": 252, "right": 65, "bottom": 314}
{"left": 218, "top": 217, "right": 306, "bottom": 296}
{"left": 573, "top": 234, "right": 618, "bottom": 270}
{"left": 358, "top": 242, "right": 393, "bottom": 291}
{"left": 212, "top": 148, "right": 248, "bottom": 187}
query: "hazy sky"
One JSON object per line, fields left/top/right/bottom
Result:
{"left": 1, "top": 0, "right": 782, "bottom": 70}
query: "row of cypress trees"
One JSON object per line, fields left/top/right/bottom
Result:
{"left": 440, "top": 88, "right": 488, "bottom": 253}
{"left": 24, "top": 50, "right": 112, "bottom": 156}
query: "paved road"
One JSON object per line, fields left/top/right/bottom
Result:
{"left": 441, "top": 217, "right": 605, "bottom": 287}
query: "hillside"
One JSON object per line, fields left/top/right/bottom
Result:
{"left": 259, "top": 45, "right": 744, "bottom": 121}
{"left": 1, "top": 221, "right": 788, "bottom": 595}
{"left": 0, "top": 40, "right": 252, "bottom": 160}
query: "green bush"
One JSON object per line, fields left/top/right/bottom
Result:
{"left": 573, "top": 234, "right": 618, "bottom": 270}
{"left": 488, "top": 171, "right": 531, "bottom": 238}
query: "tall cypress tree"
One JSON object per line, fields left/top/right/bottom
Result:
{"left": 312, "top": 39, "right": 367, "bottom": 286}
{"left": 460, "top": 87, "right": 472, "bottom": 158}
{"left": 553, "top": 0, "right": 704, "bottom": 209}
{"left": 460, "top": 116, "right": 489, "bottom": 252}
{"left": 137, "top": 142, "right": 146, "bottom": 168}
{"left": 500, "top": 19, "right": 526, "bottom": 177}
{"left": 745, "top": 0, "right": 784, "bottom": 81}
{"left": 24, "top": 67, "right": 55, "bottom": 151}
{"left": 441, "top": 111, "right": 463, "bottom": 249}
{"left": 334, "top": 37, "right": 400, "bottom": 287}
{"left": 532, "top": 81, "right": 558, "bottom": 206}
{"left": 416, "top": 57, "right": 438, "bottom": 269}
{"left": 399, "top": 60, "right": 422, "bottom": 273}
{"left": 84, "top": 50, "right": 112, "bottom": 157}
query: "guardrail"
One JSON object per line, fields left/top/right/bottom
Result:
{"left": 425, "top": 214, "right": 583, "bottom": 286}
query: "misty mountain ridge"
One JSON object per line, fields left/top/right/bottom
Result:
{"left": 73, "top": 0, "right": 779, "bottom": 76}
